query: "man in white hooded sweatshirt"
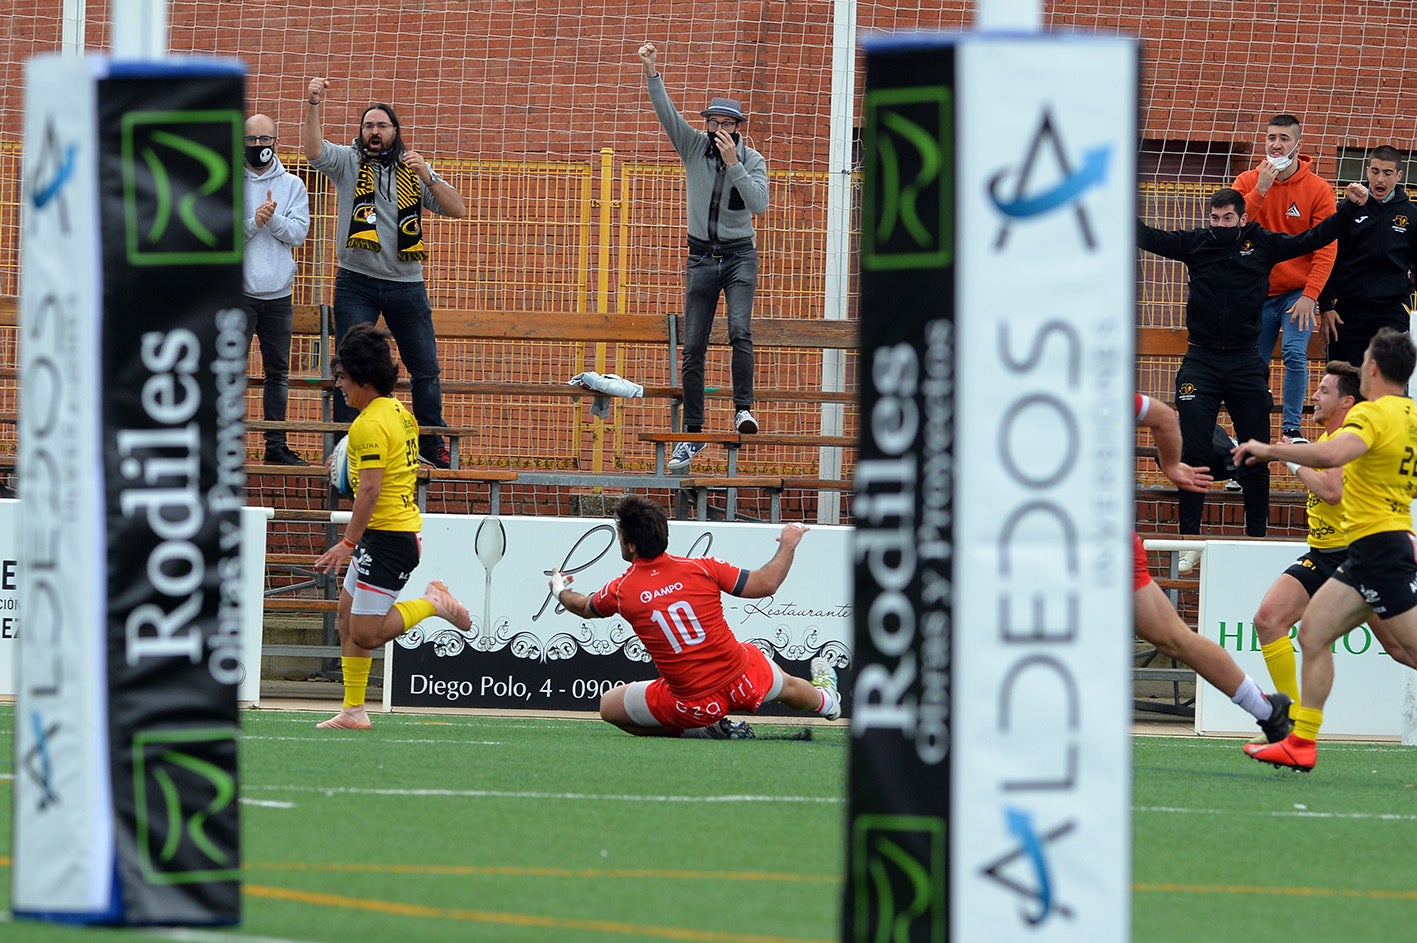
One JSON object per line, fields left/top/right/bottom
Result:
{"left": 243, "top": 112, "right": 311, "bottom": 465}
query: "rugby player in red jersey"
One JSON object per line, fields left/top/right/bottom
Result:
{"left": 551, "top": 494, "right": 841, "bottom": 739}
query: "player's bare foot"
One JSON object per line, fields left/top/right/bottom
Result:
{"left": 316, "top": 707, "right": 372, "bottom": 730}
{"left": 424, "top": 580, "right": 472, "bottom": 631}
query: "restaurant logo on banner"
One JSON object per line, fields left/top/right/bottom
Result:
{"left": 121, "top": 112, "right": 241, "bottom": 265}
{"left": 861, "top": 86, "right": 953, "bottom": 270}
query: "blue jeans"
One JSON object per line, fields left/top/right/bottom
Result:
{"left": 332, "top": 269, "right": 447, "bottom": 448}
{"left": 243, "top": 294, "right": 294, "bottom": 448}
{"left": 1256, "top": 288, "right": 1312, "bottom": 433}
{"left": 682, "top": 247, "right": 758, "bottom": 429}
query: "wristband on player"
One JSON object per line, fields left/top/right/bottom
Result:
{"left": 1285, "top": 461, "right": 1301, "bottom": 474}
{"left": 341, "top": 536, "right": 356, "bottom": 550}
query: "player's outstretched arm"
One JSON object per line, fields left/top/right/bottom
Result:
{"left": 741, "top": 523, "right": 808, "bottom": 597}
{"left": 1139, "top": 398, "right": 1212, "bottom": 493}
{"left": 550, "top": 569, "right": 596, "bottom": 618}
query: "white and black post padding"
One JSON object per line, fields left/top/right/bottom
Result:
{"left": 15, "top": 54, "right": 246, "bottom": 926}
{"left": 847, "top": 32, "right": 1137, "bottom": 943}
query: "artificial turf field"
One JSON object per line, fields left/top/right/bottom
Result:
{"left": 2, "top": 704, "right": 1416, "bottom": 942}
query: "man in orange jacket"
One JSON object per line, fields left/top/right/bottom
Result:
{"left": 1233, "top": 114, "right": 1338, "bottom": 442}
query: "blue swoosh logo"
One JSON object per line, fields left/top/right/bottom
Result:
{"left": 989, "top": 145, "right": 1111, "bottom": 219}
{"left": 1006, "top": 807, "right": 1053, "bottom": 923}
{"left": 32, "top": 143, "right": 78, "bottom": 209}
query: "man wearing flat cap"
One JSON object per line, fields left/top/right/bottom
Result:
{"left": 638, "top": 42, "right": 770, "bottom": 471}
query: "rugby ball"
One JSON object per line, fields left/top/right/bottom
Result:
{"left": 329, "top": 435, "right": 352, "bottom": 497}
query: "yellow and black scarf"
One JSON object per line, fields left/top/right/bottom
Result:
{"left": 346, "top": 159, "right": 427, "bottom": 261}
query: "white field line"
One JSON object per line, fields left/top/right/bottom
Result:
{"left": 0, "top": 916, "right": 318, "bottom": 943}
{"left": 241, "top": 736, "right": 505, "bottom": 745}
{"left": 246, "top": 784, "right": 845, "bottom": 804}
{"left": 1134, "top": 805, "right": 1417, "bottom": 823}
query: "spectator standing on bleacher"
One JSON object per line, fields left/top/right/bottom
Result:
{"left": 1233, "top": 114, "right": 1338, "bottom": 442}
{"left": 1138, "top": 187, "right": 1355, "bottom": 571}
{"left": 1317, "top": 145, "right": 1417, "bottom": 366}
{"left": 243, "top": 112, "right": 311, "bottom": 465}
{"left": 302, "top": 78, "right": 466, "bottom": 469}
{"left": 313, "top": 324, "right": 472, "bottom": 730}
{"left": 637, "top": 43, "right": 769, "bottom": 471}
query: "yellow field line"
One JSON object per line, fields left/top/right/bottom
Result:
{"left": 1136, "top": 882, "right": 1417, "bottom": 900}
{"left": 252, "top": 861, "right": 839, "bottom": 884}
{"left": 245, "top": 883, "right": 833, "bottom": 943}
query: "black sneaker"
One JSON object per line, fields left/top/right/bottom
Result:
{"left": 1257, "top": 692, "right": 1294, "bottom": 744}
{"left": 419, "top": 443, "right": 451, "bottom": 469}
{"left": 264, "top": 444, "right": 309, "bottom": 466}
{"left": 701, "top": 717, "right": 756, "bottom": 740}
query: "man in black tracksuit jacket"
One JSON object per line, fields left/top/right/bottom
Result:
{"left": 1139, "top": 186, "right": 1360, "bottom": 539}
{"left": 1318, "top": 146, "right": 1417, "bottom": 366}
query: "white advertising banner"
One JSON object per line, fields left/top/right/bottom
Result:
{"left": 1, "top": 503, "right": 263, "bottom": 705}
{"left": 952, "top": 35, "right": 1136, "bottom": 942}
{"left": 1194, "top": 540, "right": 1417, "bottom": 738}
{"left": 385, "top": 515, "right": 853, "bottom": 713}
{"left": 0, "top": 500, "right": 19, "bottom": 697}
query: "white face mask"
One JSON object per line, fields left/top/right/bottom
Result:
{"left": 1267, "top": 142, "right": 1300, "bottom": 173}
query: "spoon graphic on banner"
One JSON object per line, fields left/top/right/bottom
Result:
{"left": 474, "top": 516, "right": 507, "bottom": 640}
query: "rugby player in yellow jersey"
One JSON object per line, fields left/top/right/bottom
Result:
{"left": 314, "top": 323, "right": 472, "bottom": 730}
{"left": 1233, "top": 327, "right": 1417, "bottom": 770}
{"left": 1248, "top": 362, "right": 1362, "bottom": 719}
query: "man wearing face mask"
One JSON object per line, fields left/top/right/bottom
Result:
{"left": 1138, "top": 187, "right": 1358, "bottom": 563}
{"left": 1315, "top": 146, "right": 1417, "bottom": 367}
{"left": 1233, "top": 114, "right": 1338, "bottom": 443}
{"left": 637, "top": 43, "right": 770, "bottom": 472}
{"left": 303, "top": 78, "right": 467, "bottom": 469}
{"left": 243, "top": 112, "right": 312, "bottom": 465}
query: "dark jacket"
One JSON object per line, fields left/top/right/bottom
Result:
{"left": 1319, "top": 189, "right": 1417, "bottom": 315}
{"left": 1138, "top": 201, "right": 1354, "bottom": 352}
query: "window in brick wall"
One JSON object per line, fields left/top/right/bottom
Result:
{"left": 1334, "top": 146, "right": 1414, "bottom": 192}
{"left": 1138, "top": 139, "right": 1238, "bottom": 181}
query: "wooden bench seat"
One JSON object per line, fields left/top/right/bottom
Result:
{"left": 678, "top": 476, "right": 785, "bottom": 521}
{"left": 245, "top": 419, "right": 478, "bottom": 468}
{"left": 246, "top": 463, "right": 515, "bottom": 514}
{"left": 637, "top": 431, "right": 857, "bottom": 476}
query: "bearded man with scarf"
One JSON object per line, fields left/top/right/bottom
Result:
{"left": 303, "top": 77, "right": 467, "bottom": 468}
{"left": 1138, "top": 186, "right": 1355, "bottom": 554}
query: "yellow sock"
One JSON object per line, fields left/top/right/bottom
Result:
{"left": 1292, "top": 704, "right": 1324, "bottom": 742}
{"left": 1260, "top": 635, "right": 1300, "bottom": 706}
{"left": 394, "top": 599, "right": 436, "bottom": 631}
{"left": 342, "top": 656, "right": 372, "bottom": 710}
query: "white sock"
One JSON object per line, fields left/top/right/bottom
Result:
{"left": 1231, "top": 675, "right": 1272, "bottom": 721}
{"left": 817, "top": 687, "right": 840, "bottom": 718}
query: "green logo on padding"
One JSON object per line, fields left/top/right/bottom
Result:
{"left": 862, "top": 87, "right": 953, "bottom": 271}
{"left": 852, "top": 814, "right": 947, "bottom": 942}
{"left": 133, "top": 728, "right": 239, "bottom": 884}
{"left": 122, "top": 110, "right": 241, "bottom": 265}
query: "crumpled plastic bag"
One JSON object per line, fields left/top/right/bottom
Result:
{"left": 568, "top": 371, "right": 645, "bottom": 419}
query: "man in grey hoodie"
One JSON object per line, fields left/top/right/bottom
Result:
{"left": 638, "top": 43, "right": 770, "bottom": 471}
{"left": 243, "top": 113, "right": 311, "bottom": 465}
